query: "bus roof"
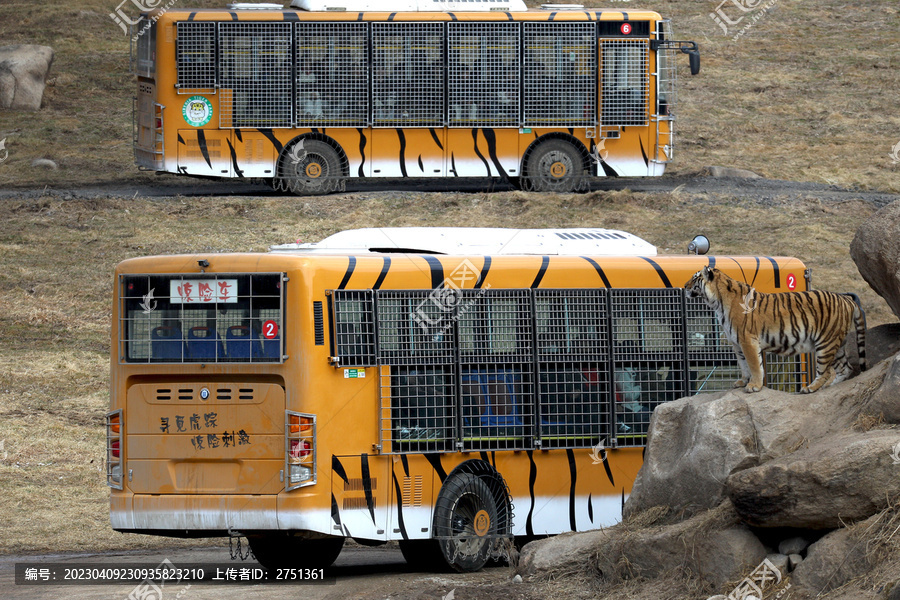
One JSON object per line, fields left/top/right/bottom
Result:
{"left": 289, "top": 0, "right": 528, "bottom": 10}
{"left": 269, "top": 227, "right": 657, "bottom": 256}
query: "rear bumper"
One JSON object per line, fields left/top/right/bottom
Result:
{"left": 111, "top": 493, "right": 277, "bottom": 532}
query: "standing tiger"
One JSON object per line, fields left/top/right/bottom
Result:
{"left": 684, "top": 266, "right": 867, "bottom": 393}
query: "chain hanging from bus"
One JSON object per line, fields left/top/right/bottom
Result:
{"left": 131, "top": 1, "right": 699, "bottom": 195}
{"left": 108, "top": 227, "right": 811, "bottom": 572}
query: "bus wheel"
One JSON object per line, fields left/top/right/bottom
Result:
{"left": 248, "top": 535, "right": 344, "bottom": 570}
{"left": 277, "top": 139, "right": 343, "bottom": 195}
{"left": 398, "top": 539, "right": 447, "bottom": 571}
{"left": 525, "top": 139, "right": 585, "bottom": 193}
{"left": 433, "top": 473, "right": 499, "bottom": 572}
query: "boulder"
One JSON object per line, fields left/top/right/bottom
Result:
{"left": 778, "top": 536, "right": 810, "bottom": 556}
{"left": 851, "top": 199, "right": 900, "bottom": 322}
{"left": 703, "top": 165, "right": 762, "bottom": 178}
{"left": 863, "top": 353, "right": 900, "bottom": 424}
{"left": 520, "top": 502, "right": 766, "bottom": 590}
{"left": 516, "top": 528, "right": 611, "bottom": 578}
{"left": 624, "top": 361, "right": 890, "bottom": 518}
{"left": 790, "top": 515, "right": 874, "bottom": 595}
{"left": 0, "top": 45, "right": 54, "bottom": 111}
{"left": 725, "top": 429, "right": 900, "bottom": 529}
{"left": 865, "top": 323, "right": 900, "bottom": 367}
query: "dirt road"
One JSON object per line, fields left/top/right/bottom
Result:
{"left": 0, "top": 174, "right": 897, "bottom": 208}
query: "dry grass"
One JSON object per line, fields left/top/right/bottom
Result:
{"left": 0, "top": 0, "right": 898, "bottom": 190}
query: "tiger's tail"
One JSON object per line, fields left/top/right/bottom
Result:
{"left": 844, "top": 293, "right": 867, "bottom": 372}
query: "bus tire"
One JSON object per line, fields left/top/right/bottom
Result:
{"left": 248, "top": 535, "right": 344, "bottom": 570}
{"left": 398, "top": 539, "right": 447, "bottom": 571}
{"left": 277, "top": 139, "right": 343, "bottom": 195}
{"left": 433, "top": 472, "right": 499, "bottom": 572}
{"left": 524, "top": 139, "right": 586, "bottom": 193}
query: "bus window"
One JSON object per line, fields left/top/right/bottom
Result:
{"left": 375, "top": 291, "right": 457, "bottom": 453}
{"left": 120, "top": 273, "right": 284, "bottom": 363}
{"left": 535, "top": 289, "right": 610, "bottom": 448}
{"left": 610, "top": 289, "right": 685, "bottom": 444}
{"left": 448, "top": 22, "right": 520, "bottom": 128}
{"left": 600, "top": 39, "right": 650, "bottom": 127}
{"left": 219, "top": 22, "right": 293, "bottom": 128}
{"left": 372, "top": 23, "right": 443, "bottom": 127}
{"left": 331, "top": 290, "right": 377, "bottom": 366}
{"left": 175, "top": 21, "right": 215, "bottom": 91}
{"left": 295, "top": 22, "right": 368, "bottom": 127}
{"left": 523, "top": 22, "right": 596, "bottom": 127}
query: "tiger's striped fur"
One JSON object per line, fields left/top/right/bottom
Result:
{"left": 684, "top": 266, "right": 867, "bottom": 393}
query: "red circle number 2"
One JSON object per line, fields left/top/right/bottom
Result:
{"left": 786, "top": 274, "right": 797, "bottom": 290}
{"left": 263, "top": 320, "right": 279, "bottom": 339}
{"left": 620, "top": 23, "right": 632, "bottom": 35}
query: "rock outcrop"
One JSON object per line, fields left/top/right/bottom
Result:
{"left": 0, "top": 45, "right": 54, "bottom": 111}
{"left": 624, "top": 360, "right": 891, "bottom": 519}
{"left": 851, "top": 199, "right": 900, "bottom": 322}
{"left": 726, "top": 429, "right": 900, "bottom": 529}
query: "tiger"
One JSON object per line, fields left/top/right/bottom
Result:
{"left": 684, "top": 266, "right": 867, "bottom": 393}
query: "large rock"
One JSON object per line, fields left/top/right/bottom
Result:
{"left": 725, "top": 429, "right": 900, "bottom": 529}
{"left": 624, "top": 360, "right": 891, "bottom": 518}
{"left": 866, "top": 323, "right": 900, "bottom": 367}
{"left": 0, "top": 45, "right": 54, "bottom": 111}
{"left": 790, "top": 515, "right": 874, "bottom": 595}
{"left": 519, "top": 502, "right": 765, "bottom": 590}
{"left": 865, "top": 353, "right": 900, "bottom": 423}
{"left": 851, "top": 199, "right": 900, "bottom": 322}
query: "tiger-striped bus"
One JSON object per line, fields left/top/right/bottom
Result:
{"left": 107, "top": 228, "right": 811, "bottom": 571}
{"left": 131, "top": 1, "right": 699, "bottom": 195}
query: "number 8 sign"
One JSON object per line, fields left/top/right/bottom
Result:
{"left": 263, "top": 320, "right": 279, "bottom": 339}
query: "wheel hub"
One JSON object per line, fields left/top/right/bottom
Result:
{"left": 473, "top": 510, "right": 491, "bottom": 537}
{"left": 305, "top": 162, "right": 322, "bottom": 178}
{"left": 549, "top": 161, "right": 568, "bottom": 179}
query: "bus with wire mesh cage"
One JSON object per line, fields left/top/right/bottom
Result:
{"left": 108, "top": 227, "right": 814, "bottom": 573}
{"left": 131, "top": 1, "right": 699, "bottom": 195}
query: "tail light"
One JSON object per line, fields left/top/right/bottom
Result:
{"left": 286, "top": 412, "right": 316, "bottom": 490}
{"left": 106, "top": 410, "right": 123, "bottom": 490}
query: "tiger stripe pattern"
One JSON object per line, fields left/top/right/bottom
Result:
{"left": 684, "top": 266, "right": 867, "bottom": 393}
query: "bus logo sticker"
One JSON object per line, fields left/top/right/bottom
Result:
{"left": 344, "top": 368, "right": 366, "bottom": 379}
{"left": 182, "top": 96, "right": 213, "bottom": 127}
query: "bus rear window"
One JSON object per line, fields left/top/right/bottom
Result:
{"left": 120, "top": 273, "right": 284, "bottom": 363}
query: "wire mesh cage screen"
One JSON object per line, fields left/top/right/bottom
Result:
{"left": 448, "top": 22, "right": 520, "bottom": 128}
{"left": 332, "top": 290, "right": 377, "bottom": 367}
{"left": 535, "top": 289, "right": 610, "bottom": 448}
{"left": 295, "top": 22, "right": 369, "bottom": 127}
{"left": 523, "top": 22, "right": 597, "bottom": 128}
{"left": 458, "top": 290, "right": 533, "bottom": 451}
{"left": 218, "top": 22, "right": 293, "bottom": 128}
{"left": 377, "top": 291, "right": 457, "bottom": 454}
{"left": 611, "top": 288, "right": 685, "bottom": 447}
{"left": 176, "top": 21, "right": 216, "bottom": 92}
{"left": 372, "top": 22, "right": 444, "bottom": 128}
{"left": 600, "top": 38, "right": 649, "bottom": 127}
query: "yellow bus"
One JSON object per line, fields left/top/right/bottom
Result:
{"left": 108, "top": 228, "right": 809, "bottom": 571}
{"left": 131, "top": 1, "right": 700, "bottom": 194}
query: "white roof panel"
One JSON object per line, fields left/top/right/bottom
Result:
{"left": 290, "top": 0, "right": 528, "bottom": 11}
{"left": 269, "top": 227, "right": 657, "bottom": 256}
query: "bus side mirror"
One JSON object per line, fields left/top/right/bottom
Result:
{"left": 687, "top": 50, "right": 700, "bottom": 75}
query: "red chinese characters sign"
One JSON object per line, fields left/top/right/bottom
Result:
{"left": 169, "top": 279, "right": 238, "bottom": 304}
